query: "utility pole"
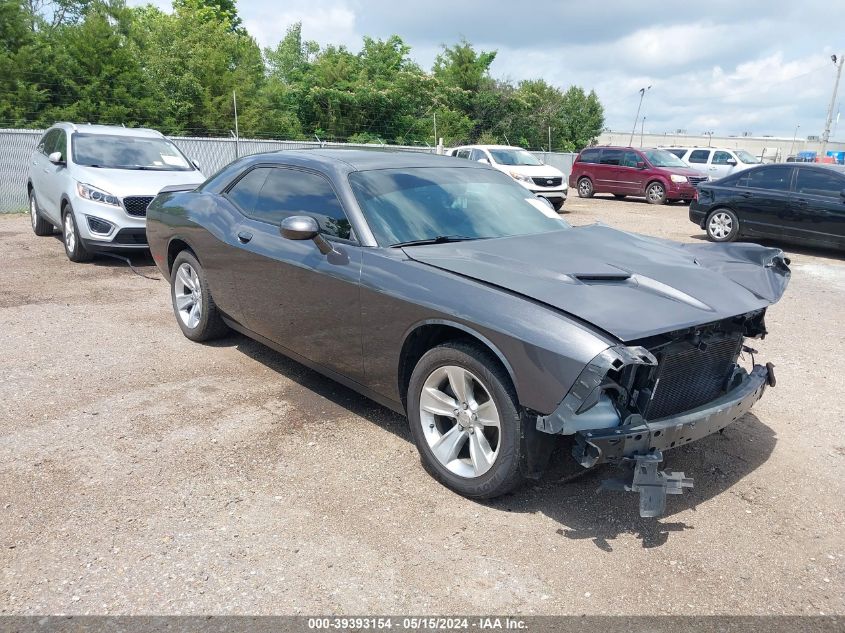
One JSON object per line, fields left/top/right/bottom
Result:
{"left": 788, "top": 123, "right": 800, "bottom": 158}
{"left": 232, "top": 90, "right": 240, "bottom": 159}
{"left": 820, "top": 54, "right": 843, "bottom": 161}
{"left": 433, "top": 112, "right": 438, "bottom": 147}
{"left": 640, "top": 116, "right": 646, "bottom": 147}
{"left": 629, "top": 86, "right": 651, "bottom": 146}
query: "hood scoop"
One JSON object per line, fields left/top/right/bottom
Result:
{"left": 572, "top": 272, "right": 632, "bottom": 283}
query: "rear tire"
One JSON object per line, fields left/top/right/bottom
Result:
{"left": 645, "top": 181, "right": 667, "bottom": 205}
{"left": 407, "top": 341, "right": 524, "bottom": 499}
{"left": 577, "top": 177, "right": 594, "bottom": 198}
{"left": 30, "top": 191, "right": 53, "bottom": 236}
{"left": 62, "top": 205, "right": 93, "bottom": 262}
{"left": 706, "top": 208, "right": 740, "bottom": 242}
{"left": 170, "top": 250, "right": 230, "bottom": 342}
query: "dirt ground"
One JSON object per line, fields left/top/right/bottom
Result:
{"left": 1, "top": 194, "right": 843, "bottom": 616}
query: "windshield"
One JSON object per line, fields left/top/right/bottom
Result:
{"left": 488, "top": 149, "right": 543, "bottom": 166}
{"left": 641, "top": 149, "right": 689, "bottom": 168}
{"left": 348, "top": 167, "right": 567, "bottom": 247}
{"left": 735, "top": 149, "right": 761, "bottom": 164}
{"left": 72, "top": 133, "right": 193, "bottom": 171}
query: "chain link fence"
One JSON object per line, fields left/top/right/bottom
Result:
{"left": 0, "top": 128, "right": 576, "bottom": 213}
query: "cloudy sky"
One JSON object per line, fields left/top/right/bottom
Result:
{"left": 132, "top": 0, "right": 845, "bottom": 139}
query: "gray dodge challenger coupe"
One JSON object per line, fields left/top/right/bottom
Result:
{"left": 146, "top": 150, "right": 790, "bottom": 517}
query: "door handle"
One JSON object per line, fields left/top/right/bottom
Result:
{"left": 740, "top": 191, "right": 752, "bottom": 198}
{"left": 236, "top": 231, "right": 253, "bottom": 243}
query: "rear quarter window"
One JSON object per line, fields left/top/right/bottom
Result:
{"left": 578, "top": 148, "right": 601, "bottom": 163}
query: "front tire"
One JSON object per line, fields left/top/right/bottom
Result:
{"left": 170, "top": 250, "right": 229, "bottom": 342}
{"left": 645, "top": 181, "right": 667, "bottom": 205}
{"left": 577, "top": 177, "right": 594, "bottom": 198}
{"left": 706, "top": 208, "right": 740, "bottom": 242}
{"left": 62, "top": 206, "right": 93, "bottom": 262}
{"left": 407, "top": 341, "right": 524, "bottom": 499}
{"left": 551, "top": 198, "right": 565, "bottom": 211}
{"left": 30, "top": 191, "right": 53, "bottom": 236}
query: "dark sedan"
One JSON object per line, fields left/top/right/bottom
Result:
{"left": 147, "top": 150, "right": 790, "bottom": 517}
{"left": 690, "top": 163, "right": 845, "bottom": 249}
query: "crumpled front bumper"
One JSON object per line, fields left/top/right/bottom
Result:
{"left": 573, "top": 364, "right": 772, "bottom": 468}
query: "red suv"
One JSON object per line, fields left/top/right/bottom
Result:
{"left": 569, "top": 146, "right": 707, "bottom": 204}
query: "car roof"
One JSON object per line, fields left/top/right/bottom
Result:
{"left": 250, "top": 148, "right": 471, "bottom": 171}
{"left": 801, "top": 163, "right": 845, "bottom": 174}
{"left": 455, "top": 145, "right": 525, "bottom": 150}
{"left": 53, "top": 122, "right": 165, "bottom": 138}
{"left": 663, "top": 147, "right": 742, "bottom": 152}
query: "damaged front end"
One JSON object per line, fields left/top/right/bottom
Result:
{"left": 537, "top": 310, "right": 777, "bottom": 517}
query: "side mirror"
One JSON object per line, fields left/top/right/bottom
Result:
{"left": 48, "top": 151, "right": 64, "bottom": 165}
{"left": 280, "top": 215, "right": 334, "bottom": 255}
{"left": 636, "top": 161, "right": 646, "bottom": 169}
{"left": 477, "top": 158, "right": 489, "bottom": 164}
{"left": 726, "top": 158, "right": 737, "bottom": 166}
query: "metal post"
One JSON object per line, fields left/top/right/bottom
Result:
{"left": 629, "top": 86, "right": 651, "bottom": 146}
{"left": 548, "top": 126, "right": 552, "bottom": 153}
{"left": 640, "top": 117, "right": 646, "bottom": 147}
{"left": 433, "top": 112, "right": 437, "bottom": 147}
{"left": 232, "top": 90, "right": 240, "bottom": 159}
{"left": 788, "top": 123, "right": 800, "bottom": 158}
{"left": 821, "top": 54, "right": 843, "bottom": 161}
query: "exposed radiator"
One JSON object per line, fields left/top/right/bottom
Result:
{"left": 643, "top": 334, "right": 743, "bottom": 420}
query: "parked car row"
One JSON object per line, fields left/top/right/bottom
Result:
{"left": 25, "top": 129, "right": 792, "bottom": 517}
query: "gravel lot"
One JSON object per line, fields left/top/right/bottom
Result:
{"left": 1, "top": 194, "right": 843, "bottom": 616}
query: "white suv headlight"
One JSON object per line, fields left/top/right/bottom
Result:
{"left": 77, "top": 182, "right": 120, "bottom": 206}
{"left": 670, "top": 174, "right": 688, "bottom": 184}
{"left": 509, "top": 171, "right": 532, "bottom": 183}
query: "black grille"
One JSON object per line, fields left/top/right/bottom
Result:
{"left": 688, "top": 176, "right": 708, "bottom": 186}
{"left": 123, "top": 196, "right": 154, "bottom": 217}
{"left": 113, "top": 228, "right": 148, "bottom": 245}
{"left": 643, "top": 334, "right": 742, "bottom": 420}
{"left": 531, "top": 176, "right": 563, "bottom": 187}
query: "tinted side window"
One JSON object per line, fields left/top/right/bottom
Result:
{"left": 741, "top": 166, "right": 793, "bottom": 191}
{"left": 254, "top": 169, "right": 352, "bottom": 240}
{"left": 52, "top": 129, "right": 67, "bottom": 161}
{"left": 40, "top": 130, "right": 58, "bottom": 156}
{"left": 712, "top": 151, "right": 733, "bottom": 165}
{"left": 795, "top": 168, "right": 845, "bottom": 198}
{"left": 621, "top": 151, "right": 641, "bottom": 168}
{"left": 454, "top": 149, "right": 470, "bottom": 160}
{"left": 227, "top": 167, "right": 270, "bottom": 215}
{"left": 579, "top": 148, "right": 600, "bottom": 163}
{"left": 689, "top": 150, "right": 710, "bottom": 164}
{"left": 469, "top": 149, "right": 486, "bottom": 161}
{"left": 599, "top": 149, "right": 622, "bottom": 165}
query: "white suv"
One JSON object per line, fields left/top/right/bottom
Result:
{"left": 449, "top": 145, "right": 568, "bottom": 210}
{"left": 664, "top": 147, "right": 761, "bottom": 181}
{"left": 27, "top": 123, "right": 205, "bottom": 262}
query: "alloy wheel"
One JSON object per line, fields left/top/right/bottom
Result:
{"left": 30, "top": 196, "right": 38, "bottom": 230}
{"left": 647, "top": 183, "right": 665, "bottom": 202}
{"left": 174, "top": 262, "right": 203, "bottom": 329}
{"left": 419, "top": 365, "right": 501, "bottom": 478}
{"left": 578, "top": 179, "right": 592, "bottom": 196}
{"left": 709, "top": 212, "right": 733, "bottom": 240}
{"left": 64, "top": 213, "right": 76, "bottom": 253}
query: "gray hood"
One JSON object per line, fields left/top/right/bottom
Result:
{"left": 404, "top": 224, "right": 790, "bottom": 342}
{"left": 71, "top": 165, "right": 206, "bottom": 198}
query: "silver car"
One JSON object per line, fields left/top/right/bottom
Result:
{"left": 27, "top": 123, "right": 205, "bottom": 262}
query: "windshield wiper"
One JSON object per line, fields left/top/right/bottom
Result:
{"left": 391, "top": 235, "right": 481, "bottom": 248}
